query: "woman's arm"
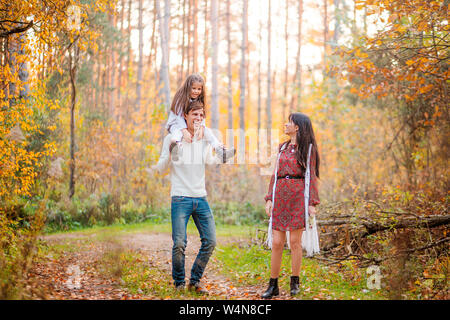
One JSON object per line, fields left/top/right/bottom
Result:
{"left": 308, "top": 150, "right": 320, "bottom": 207}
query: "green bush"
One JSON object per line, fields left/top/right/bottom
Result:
{"left": 211, "top": 202, "right": 265, "bottom": 226}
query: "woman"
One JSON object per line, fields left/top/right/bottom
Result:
{"left": 261, "top": 112, "right": 320, "bottom": 299}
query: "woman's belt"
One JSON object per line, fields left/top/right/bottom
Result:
{"left": 277, "top": 175, "right": 304, "bottom": 179}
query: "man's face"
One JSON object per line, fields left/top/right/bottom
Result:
{"left": 184, "top": 108, "right": 204, "bottom": 131}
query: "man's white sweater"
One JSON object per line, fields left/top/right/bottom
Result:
{"left": 154, "top": 134, "right": 221, "bottom": 197}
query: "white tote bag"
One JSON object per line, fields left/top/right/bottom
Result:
{"left": 266, "top": 144, "right": 320, "bottom": 257}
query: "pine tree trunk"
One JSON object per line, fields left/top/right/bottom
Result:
{"left": 266, "top": 0, "right": 272, "bottom": 141}
{"left": 193, "top": 0, "right": 198, "bottom": 72}
{"left": 156, "top": 0, "right": 171, "bottom": 112}
{"left": 210, "top": 0, "right": 219, "bottom": 129}
{"left": 69, "top": 41, "right": 79, "bottom": 199}
{"left": 283, "top": 0, "right": 289, "bottom": 122}
{"left": 290, "top": 0, "right": 303, "bottom": 112}
{"left": 226, "top": 0, "right": 233, "bottom": 142}
{"left": 136, "top": 0, "right": 143, "bottom": 111}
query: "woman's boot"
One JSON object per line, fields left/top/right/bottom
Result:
{"left": 290, "top": 276, "right": 300, "bottom": 296}
{"left": 261, "top": 278, "right": 279, "bottom": 299}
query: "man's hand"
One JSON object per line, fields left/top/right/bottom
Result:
{"left": 194, "top": 123, "right": 204, "bottom": 140}
{"left": 265, "top": 200, "right": 273, "bottom": 217}
{"left": 182, "top": 128, "right": 193, "bottom": 143}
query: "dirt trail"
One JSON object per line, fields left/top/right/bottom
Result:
{"left": 32, "top": 231, "right": 292, "bottom": 300}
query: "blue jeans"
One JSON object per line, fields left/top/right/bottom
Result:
{"left": 171, "top": 196, "right": 216, "bottom": 286}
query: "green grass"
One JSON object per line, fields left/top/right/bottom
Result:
{"left": 40, "top": 221, "right": 388, "bottom": 300}
{"left": 43, "top": 220, "right": 258, "bottom": 240}
{"left": 214, "top": 243, "right": 387, "bottom": 300}
{"left": 99, "top": 248, "right": 224, "bottom": 300}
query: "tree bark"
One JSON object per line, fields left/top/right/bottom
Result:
{"left": 136, "top": 0, "right": 143, "bottom": 111}
{"left": 290, "top": 0, "right": 303, "bottom": 113}
{"left": 156, "top": 0, "right": 171, "bottom": 112}
{"left": 210, "top": 0, "right": 219, "bottom": 129}
{"left": 266, "top": 0, "right": 272, "bottom": 141}
{"left": 69, "top": 40, "right": 80, "bottom": 199}
{"left": 238, "top": 0, "right": 248, "bottom": 156}
{"left": 193, "top": 0, "right": 198, "bottom": 72}
{"left": 226, "top": 0, "right": 233, "bottom": 145}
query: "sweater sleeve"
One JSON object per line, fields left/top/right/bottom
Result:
{"left": 308, "top": 150, "right": 320, "bottom": 206}
{"left": 153, "top": 135, "right": 171, "bottom": 173}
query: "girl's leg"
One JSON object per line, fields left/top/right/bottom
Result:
{"left": 289, "top": 228, "right": 303, "bottom": 276}
{"left": 270, "top": 230, "right": 286, "bottom": 278}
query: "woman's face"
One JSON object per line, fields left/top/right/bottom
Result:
{"left": 190, "top": 82, "right": 203, "bottom": 100}
{"left": 284, "top": 119, "right": 298, "bottom": 136}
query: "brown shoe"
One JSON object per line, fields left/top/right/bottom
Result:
{"left": 188, "top": 282, "right": 209, "bottom": 295}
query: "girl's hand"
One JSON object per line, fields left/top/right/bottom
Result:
{"left": 265, "top": 200, "right": 273, "bottom": 217}
{"left": 309, "top": 206, "right": 317, "bottom": 216}
{"left": 193, "top": 121, "right": 204, "bottom": 140}
{"left": 182, "top": 128, "right": 192, "bottom": 143}
{"left": 196, "top": 125, "right": 204, "bottom": 140}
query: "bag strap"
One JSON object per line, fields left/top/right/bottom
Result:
{"left": 304, "top": 143, "right": 312, "bottom": 230}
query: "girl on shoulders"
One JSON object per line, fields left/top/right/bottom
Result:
{"left": 166, "top": 73, "right": 235, "bottom": 162}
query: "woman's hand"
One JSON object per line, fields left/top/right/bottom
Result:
{"left": 182, "top": 128, "right": 192, "bottom": 143}
{"left": 309, "top": 206, "right": 317, "bottom": 216}
{"left": 265, "top": 200, "right": 273, "bottom": 217}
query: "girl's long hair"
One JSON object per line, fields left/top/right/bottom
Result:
{"left": 170, "top": 73, "right": 206, "bottom": 115}
{"left": 280, "top": 113, "right": 320, "bottom": 178}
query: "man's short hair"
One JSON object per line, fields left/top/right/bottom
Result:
{"left": 185, "top": 100, "right": 205, "bottom": 116}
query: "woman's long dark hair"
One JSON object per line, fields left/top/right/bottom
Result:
{"left": 170, "top": 73, "right": 206, "bottom": 116}
{"left": 280, "top": 113, "right": 320, "bottom": 178}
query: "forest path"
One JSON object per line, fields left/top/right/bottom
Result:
{"left": 32, "top": 230, "right": 294, "bottom": 300}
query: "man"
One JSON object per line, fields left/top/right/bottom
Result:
{"left": 149, "top": 100, "right": 233, "bottom": 294}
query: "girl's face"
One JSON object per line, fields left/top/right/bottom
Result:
{"left": 190, "top": 82, "right": 203, "bottom": 100}
{"left": 284, "top": 119, "right": 298, "bottom": 136}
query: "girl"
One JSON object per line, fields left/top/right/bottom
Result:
{"left": 166, "top": 73, "right": 235, "bottom": 162}
{"left": 261, "top": 112, "right": 320, "bottom": 299}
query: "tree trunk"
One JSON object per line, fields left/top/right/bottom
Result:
{"left": 203, "top": 0, "right": 209, "bottom": 77}
{"left": 210, "top": 0, "right": 219, "bottom": 129}
{"left": 156, "top": 0, "right": 171, "bottom": 112}
{"left": 266, "top": 0, "right": 272, "bottom": 141}
{"left": 110, "top": 12, "right": 116, "bottom": 118}
{"left": 290, "top": 0, "right": 303, "bottom": 112}
{"left": 257, "top": 15, "right": 263, "bottom": 160}
{"left": 239, "top": 0, "right": 248, "bottom": 133}
{"left": 333, "top": 0, "right": 340, "bottom": 46}
{"left": 226, "top": 0, "right": 233, "bottom": 145}
{"left": 283, "top": 0, "right": 289, "bottom": 122}
{"left": 180, "top": 0, "right": 186, "bottom": 85}
{"left": 69, "top": 40, "right": 79, "bottom": 199}
{"left": 136, "top": 0, "right": 143, "bottom": 111}
{"left": 323, "top": 0, "right": 328, "bottom": 77}
{"left": 192, "top": 0, "right": 198, "bottom": 72}
{"left": 117, "top": 0, "right": 125, "bottom": 122}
